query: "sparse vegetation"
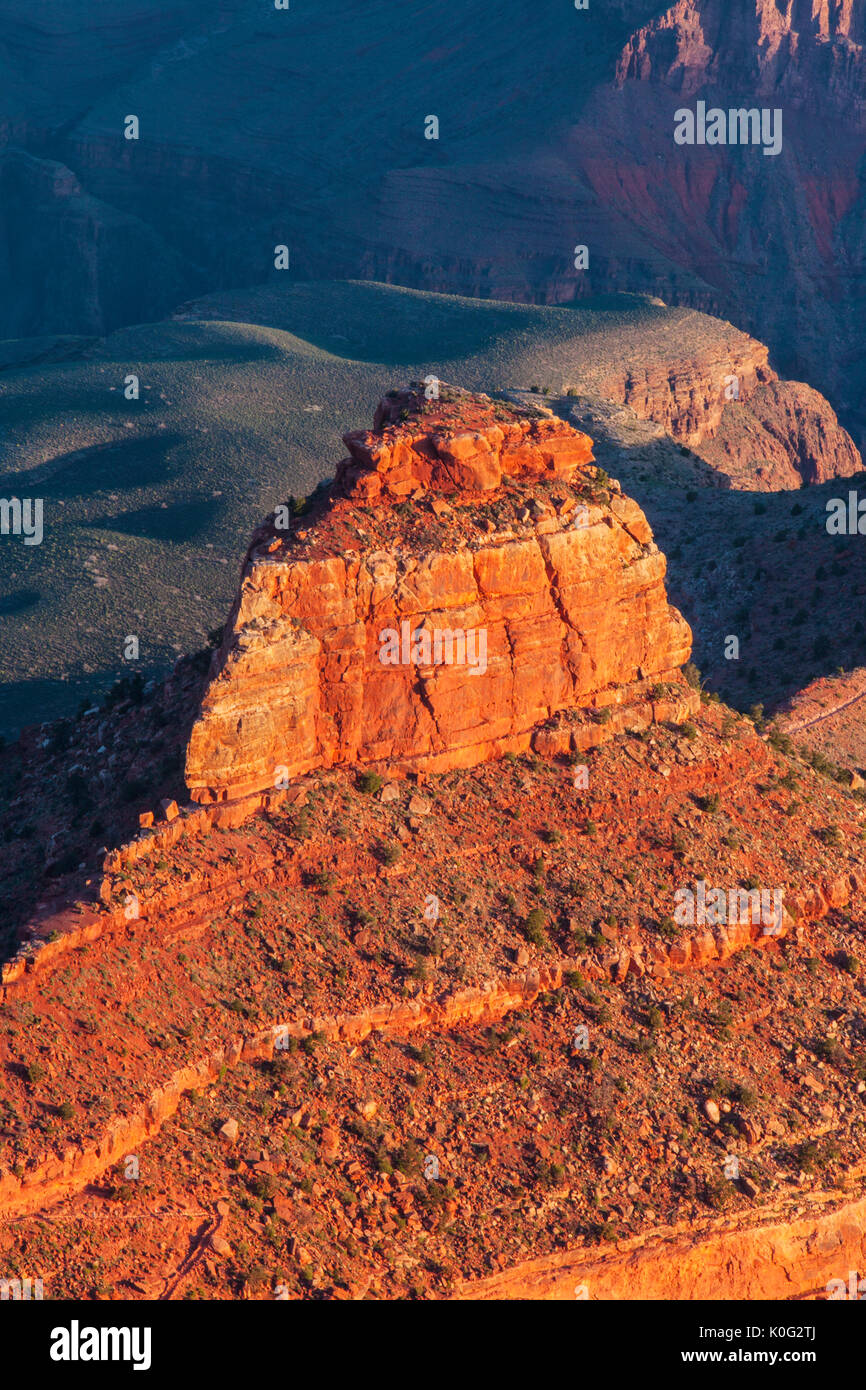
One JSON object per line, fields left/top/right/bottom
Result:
{"left": 524, "top": 908, "right": 548, "bottom": 948}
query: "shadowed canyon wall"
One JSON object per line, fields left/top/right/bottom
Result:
{"left": 2, "top": 2, "right": 866, "bottom": 442}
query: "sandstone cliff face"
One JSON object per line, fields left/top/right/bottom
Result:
{"left": 699, "top": 379, "right": 863, "bottom": 488}
{"left": 593, "top": 333, "right": 862, "bottom": 486}
{"left": 185, "top": 387, "right": 692, "bottom": 802}
{"left": 596, "top": 334, "right": 775, "bottom": 447}
{"left": 617, "top": 0, "right": 866, "bottom": 122}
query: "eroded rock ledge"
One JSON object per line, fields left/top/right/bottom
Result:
{"left": 185, "top": 385, "right": 693, "bottom": 802}
{"left": 455, "top": 1188, "right": 866, "bottom": 1301}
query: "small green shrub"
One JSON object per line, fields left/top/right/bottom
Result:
{"left": 524, "top": 908, "right": 548, "bottom": 948}
{"left": 682, "top": 662, "right": 702, "bottom": 689}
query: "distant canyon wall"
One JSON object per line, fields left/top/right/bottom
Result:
{"left": 2, "top": 0, "right": 865, "bottom": 448}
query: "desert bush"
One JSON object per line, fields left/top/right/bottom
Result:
{"left": 835, "top": 951, "right": 859, "bottom": 976}
{"left": 813, "top": 1037, "right": 846, "bottom": 1067}
{"left": 392, "top": 1139, "right": 424, "bottom": 1178}
{"left": 524, "top": 908, "right": 548, "bottom": 947}
{"left": 682, "top": 662, "right": 701, "bottom": 689}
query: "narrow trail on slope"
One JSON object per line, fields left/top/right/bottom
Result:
{"left": 781, "top": 683, "right": 866, "bottom": 734}
{"left": 452, "top": 1183, "right": 866, "bottom": 1300}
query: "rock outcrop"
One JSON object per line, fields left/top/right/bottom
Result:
{"left": 596, "top": 351, "right": 862, "bottom": 488}
{"left": 185, "top": 386, "right": 693, "bottom": 802}
{"left": 457, "top": 1189, "right": 866, "bottom": 1301}
{"left": 595, "top": 331, "right": 776, "bottom": 448}
{"left": 698, "top": 379, "right": 863, "bottom": 489}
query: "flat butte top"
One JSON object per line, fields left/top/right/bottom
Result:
{"left": 248, "top": 383, "right": 602, "bottom": 566}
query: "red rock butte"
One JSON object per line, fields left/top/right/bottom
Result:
{"left": 185, "top": 385, "right": 695, "bottom": 802}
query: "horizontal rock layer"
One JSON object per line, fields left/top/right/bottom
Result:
{"left": 457, "top": 1189, "right": 866, "bottom": 1301}
{"left": 597, "top": 348, "right": 862, "bottom": 488}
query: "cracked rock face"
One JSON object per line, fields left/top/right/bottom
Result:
{"left": 185, "top": 386, "right": 692, "bottom": 802}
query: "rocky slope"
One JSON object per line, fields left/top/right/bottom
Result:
{"left": 0, "top": 386, "right": 864, "bottom": 1301}
{"left": 777, "top": 669, "right": 866, "bottom": 778}
{"left": 178, "top": 280, "right": 863, "bottom": 489}
{"left": 697, "top": 380, "right": 863, "bottom": 489}
{"left": 1, "top": 695, "right": 865, "bottom": 1299}
{"left": 185, "top": 386, "right": 693, "bottom": 802}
